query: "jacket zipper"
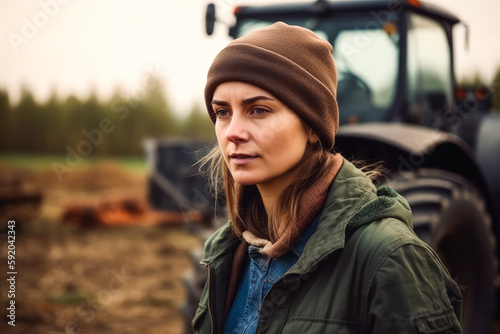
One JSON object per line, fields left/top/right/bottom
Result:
{"left": 206, "top": 263, "right": 218, "bottom": 334}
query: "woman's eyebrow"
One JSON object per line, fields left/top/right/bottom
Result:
{"left": 241, "top": 96, "right": 274, "bottom": 105}
{"left": 211, "top": 95, "right": 274, "bottom": 106}
{"left": 211, "top": 100, "right": 229, "bottom": 106}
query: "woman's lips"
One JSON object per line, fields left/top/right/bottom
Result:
{"left": 229, "top": 154, "right": 258, "bottom": 165}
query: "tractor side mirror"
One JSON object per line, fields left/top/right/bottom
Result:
{"left": 206, "top": 3, "right": 216, "bottom": 36}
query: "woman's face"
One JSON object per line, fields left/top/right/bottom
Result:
{"left": 212, "top": 81, "right": 313, "bottom": 189}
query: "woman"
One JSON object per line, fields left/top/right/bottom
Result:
{"left": 194, "top": 22, "right": 462, "bottom": 333}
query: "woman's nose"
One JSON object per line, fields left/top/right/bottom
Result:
{"left": 225, "top": 113, "right": 249, "bottom": 143}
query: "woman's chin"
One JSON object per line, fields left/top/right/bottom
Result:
{"left": 232, "top": 173, "right": 261, "bottom": 186}
{"left": 234, "top": 179, "right": 258, "bottom": 186}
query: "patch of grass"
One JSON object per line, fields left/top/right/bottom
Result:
{"left": 0, "top": 153, "right": 65, "bottom": 170}
{"left": 0, "top": 153, "right": 147, "bottom": 175}
{"left": 105, "top": 156, "right": 148, "bottom": 175}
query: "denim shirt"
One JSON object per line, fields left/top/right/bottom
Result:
{"left": 224, "top": 214, "right": 321, "bottom": 334}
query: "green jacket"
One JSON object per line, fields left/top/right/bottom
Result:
{"left": 193, "top": 159, "right": 462, "bottom": 333}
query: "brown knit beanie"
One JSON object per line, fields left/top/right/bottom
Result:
{"left": 205, "top": 22, "right": 339, "bottom": 149}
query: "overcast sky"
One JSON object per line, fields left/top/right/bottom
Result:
{"left": 1, "top": 0, "right": 499, "bottom": 116}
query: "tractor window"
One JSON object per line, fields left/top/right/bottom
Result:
{"left": 407, "top": 14, "right": 453, "bottom": 127}
{"left": 333, "top": 25, "right": 399, "bottom": 124}
{"left": 236, "top": 15, "right": 400, "bottom": 125}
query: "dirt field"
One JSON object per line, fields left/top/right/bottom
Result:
{"left": 0, "top": 160, "right": 202, "bottom": 334}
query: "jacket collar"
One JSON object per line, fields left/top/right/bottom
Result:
{"left": 200, "top": 222, "right": 239, "bottom": 265}
{"left": 290, "top": 159, "right": 413, "bottom": 274}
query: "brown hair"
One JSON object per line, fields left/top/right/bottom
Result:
{"left": 199, "top": 141, "right": 334, "bottom": 242}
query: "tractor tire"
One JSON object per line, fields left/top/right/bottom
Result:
{"left": 389, "top": 168, "right": 496, "bottom": 334}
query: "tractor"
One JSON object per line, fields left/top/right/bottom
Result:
{"left": 147, "top": 0, "right": 500, "bottom": 332}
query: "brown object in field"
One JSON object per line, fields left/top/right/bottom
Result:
{"left": 62, "top": 197, "right": 205, "bottom": 227}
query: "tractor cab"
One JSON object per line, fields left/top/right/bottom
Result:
{"left": 207, "top": 0, "right": 467, "bottom": 128}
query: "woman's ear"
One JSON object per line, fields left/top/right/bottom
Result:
{"left": 308, "top": 128, "right": 320, "bottom": 144}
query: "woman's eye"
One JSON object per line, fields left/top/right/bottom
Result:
{"left": 252, "top": 108, "right": 269, "bottom": 116}
{"left": 215, "top": 109, "right": 230, "bottom": 118}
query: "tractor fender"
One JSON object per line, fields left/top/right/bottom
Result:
{"left": 334, "top": 123, "right": 498, "bottom": 226}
